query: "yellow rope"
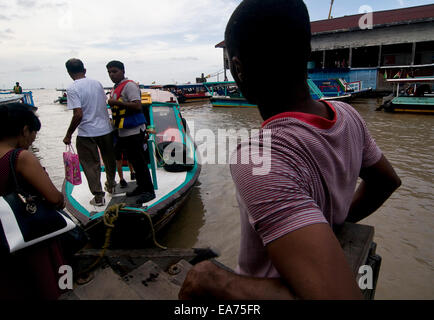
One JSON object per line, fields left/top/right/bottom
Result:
{"left": 78, "top": 203, "right": 166, "bottom": 276}
{"left": 121, "top": 207, "right": 168, "bottom": 250}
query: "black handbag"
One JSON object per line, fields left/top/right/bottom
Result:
{"left": 0, "top": 149, "right": 76, "bottom": 253}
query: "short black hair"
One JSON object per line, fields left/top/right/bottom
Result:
{"left": 0, "top": 103, "right": 41, "bottom": 139}
{"left": 106, "top": 60, "right": 125, "bottom": 72}
{"left": 225, "top": 0, "right": 311, "bottom": 78}
{"left": 65, "top": 58, "right": 85, "bottom": 74}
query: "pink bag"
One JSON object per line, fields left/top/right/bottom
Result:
{"left": 63, "top": 145, "right": 82, "bottom": 185}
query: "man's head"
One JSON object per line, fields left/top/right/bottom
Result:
{"left": 225, "top": 0, "right": 311, "bottom": 105}
{"left": 15, "top": 82, "right": 19, "bottom": 86}
{"left": 106, "top": 60, "right": 125, "bottom": 84}
{"left": 65, "top": 59, "right": 86, "bottom": 79}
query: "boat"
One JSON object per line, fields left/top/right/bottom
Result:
{"left": 379, "top": 77, "right": 434, "bottom": 114}
{"left": 55, "top": 89, "right": 67, "bottom": 104}
{"left": 163, "top": 84, "right": 211, "bottom": 104}
{"left": 204, "top": 81, "right": 257, "bottom": 108}
{"left": 0, "top": 91, "right": 37, "bottom": 111}
{"left": 62, "top": 89, "right": 201, "bottom": 248}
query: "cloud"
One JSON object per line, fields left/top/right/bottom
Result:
{"left": 184, "top": 34, "right": 199, "bottom": 42}
{"left": 0, "top": 14, "right": 10, "bottom": 20}
{"left": 397, "top": 0, "right": 405, "bottom": 6}
{"left": 20, "top": 66, "right": 44, "bottom": 73}
{"left": 170, "top": 57, "right": 199, "bottom": 61}
{"left": 16, "top": 0, "right": 37, "bottom": 8}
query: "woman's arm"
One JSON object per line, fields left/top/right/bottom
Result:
{"left": 15, "top": 150, "right": 65, "bottom": 209}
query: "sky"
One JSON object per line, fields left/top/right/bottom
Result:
{"left": 1, "top": 0, "right": 433, "bottom": 89}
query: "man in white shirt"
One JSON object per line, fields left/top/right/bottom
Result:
{"left": 63, "top": 58, "right": 116, "bottom": 206}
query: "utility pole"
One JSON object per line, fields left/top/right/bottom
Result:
{"left": 328, "top": 0, "right": 334, "bottom": 19}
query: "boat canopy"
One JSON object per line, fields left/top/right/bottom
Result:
{"left": 386, "top": 77, "right": 434, "bottom": 83}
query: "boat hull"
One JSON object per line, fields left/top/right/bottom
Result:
{"left": 210, "top": 96, "right": 257, "bottom": 108}
{"left": 383, "top": 96, "right": 434, "bottom": 114}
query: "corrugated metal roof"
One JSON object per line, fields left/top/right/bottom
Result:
{"left": 215, "top": 4, "right": 434, "bottom": 48}
{"left": 311, "top": 4, "right": 434, "bottom": 34}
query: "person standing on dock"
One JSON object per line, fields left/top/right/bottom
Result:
{"left": 63, "top": 58, "right": 117, "bottom": 207}
{"left": 180, "top": 0, "right": 401, "bottom": 300}
{"left": 106, "top": 60, "right": 155, "bottom": 203}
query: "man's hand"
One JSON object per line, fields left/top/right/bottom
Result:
{"left": 179, "top": 260, "right": 296, "bottom": 300}
{"left": 179, "top": 261, "right": 220, "bottom": 300}
{"left": 107, "top": 98, "right": 117, "bottom": 107}
{"left": 63, "top": 135, "right": 72, "bottom": 145}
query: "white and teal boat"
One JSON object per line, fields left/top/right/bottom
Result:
{"left": 63, "top": 90, "right": 201, "bottom": 247}
{"left": 381, "top": 78, "right": 434, "bottom": 114}
{"left": 203, "top": 81, "right": 257, "bottom": 108}
{"left": 0, "top": 91, "right": 36, "bottom": 111}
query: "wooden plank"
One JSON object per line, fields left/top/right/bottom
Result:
{"left": 124, "top": 260, "right": 181, "bottom": 300}
{"left": 335, "top": 222, "right": 375, "bottom": 275}
{"left": 74, "top": 247, "right": 218, "bottom": 276}
{"left": 167, "top": 259, "right": 193, "bottom": 286}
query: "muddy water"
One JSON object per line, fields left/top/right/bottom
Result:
{"left": 32, "top": 90, "right": 433, "bottom": 299}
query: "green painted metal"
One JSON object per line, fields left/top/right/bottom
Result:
{"left": 392, "top": 96, "right": 434, "bottom": 106}
{"left": 307, "top": 79, "right": 324, "bottom": 99}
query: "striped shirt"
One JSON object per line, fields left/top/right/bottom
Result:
{"left": 230, "top": 101, "right": 382, "bottom": 278}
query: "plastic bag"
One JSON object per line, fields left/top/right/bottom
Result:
{"left": 63, "top": 145, "right": 82, "bottom": 185}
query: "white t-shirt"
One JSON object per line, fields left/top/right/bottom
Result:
{"left": 67, "top": 77, "right": 113, "bottom": 137}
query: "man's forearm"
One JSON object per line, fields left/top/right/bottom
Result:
{"left": 66, "top": 115, "right": 82, "bottom": 138}
{"left": 179, "top": 260, "right": 295, "bottom": 300}
{"left": 117, "top": 100, "right": 142, "bottom": 112}
{"left": 347, "top": 180, "right": 396, "bottom": 223}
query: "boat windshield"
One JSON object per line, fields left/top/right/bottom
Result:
{"left": 151, "top": 105, "right": 185, "bottom": 144}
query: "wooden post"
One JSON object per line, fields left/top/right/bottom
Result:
{"left": 411, "top": 42, "right": 416, "bottom": 66}
{"left": 348, "top": 47, "right": 353, "bottom": 68}
{"left": 322, "top": 50, "right": 326, "bottom": 69}
{"left": 378, "top": 44, "right": 382, "bottom": 67}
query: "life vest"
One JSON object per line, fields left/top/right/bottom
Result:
{"left": 110, "top": 80, "right": 146, "bottom": 129}
{"left": 13, "top": 86, "right": 22, "bottom": 94}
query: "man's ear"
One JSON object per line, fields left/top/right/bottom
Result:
{"left": 22, "top": 125, "right": 30, "bottom": 137}
{"left": 231, "top": 56, "right": 244, "bottom": 82}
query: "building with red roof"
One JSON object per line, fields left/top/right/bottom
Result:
{"left": 215, "top": 4, "right": 434, "bottom": 92}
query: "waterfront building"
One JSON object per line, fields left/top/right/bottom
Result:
{"left": 215, "top": 4, "right": 434, "bottom": 93}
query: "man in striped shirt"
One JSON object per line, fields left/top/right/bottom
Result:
{"left": 180, "top": 0, "right": 401, "bottom": 300}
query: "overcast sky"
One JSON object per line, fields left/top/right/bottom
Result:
{"left": 1, "top": 0, "right": 433, "bottom": 89}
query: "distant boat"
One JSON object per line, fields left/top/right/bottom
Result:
{"left": 204, "top": 81, "right": 257, "bottom": 108}
{"left": 311, "top": 78, "right": 372, "bottom": 101}
{"left": 163, "top": 84, "right": 211, "bottom": 104}
{"left": 379, "top": 77, "right": 434, "bottom": 114}
{"left": 55, "top": 89, "right": 67, "bottom": 104}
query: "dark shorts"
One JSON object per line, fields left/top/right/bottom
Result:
{"left": 114, "top": 137, "right": 128, "bottom": 161}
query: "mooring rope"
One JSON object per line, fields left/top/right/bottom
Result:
{"left": 78, "top": 203, "right": 167, "bottom": 277}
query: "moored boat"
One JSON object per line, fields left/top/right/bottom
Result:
{"left": 0, "top": 91, "right": 37, "bottom": 111}
{"left": 165, "top": 84, "right": 211, "bottom": 104}
{"left": 62, "top": 89, "right": 201, "bottom": 248}
{"left": 380, "top": 77, "right": 434, "bottom": 114}
{"left": 204, "top": 81, "right": 257, "bottom": 108}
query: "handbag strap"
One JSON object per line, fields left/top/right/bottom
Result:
{"left": 66, "top": 144, "right": 76, "bottom": 154}
{"left": 8, "top": 149, "right": 27, "bottom": 196}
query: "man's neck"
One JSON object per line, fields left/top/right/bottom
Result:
{"left": 114, "top": 77, "right": 126, "bottom": 86}
{"left": 72, "top": 73, "right": 86, "bottom": 81}
{"left": 258, "top": 84, "right": 333, "bottom": 122}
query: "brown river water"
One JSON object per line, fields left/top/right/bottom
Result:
{"left": 31, "top": 89, "right": 433, "bottom": 299}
